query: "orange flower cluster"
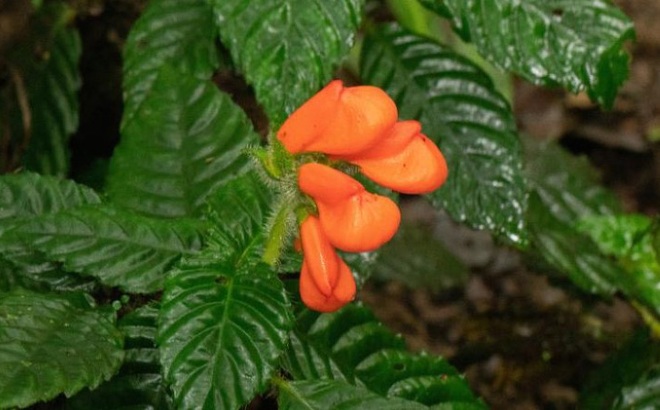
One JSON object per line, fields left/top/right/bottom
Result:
{"left": 277, "top": 80, "right": 448, "bottom": 312}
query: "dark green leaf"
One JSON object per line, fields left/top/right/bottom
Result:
{"left": 158, "top": 173, "right": 292, "bottom": 410}
{"left": 122, "top": 0, "right": 219, "bottom": 127}
{"left": 22, "top": 25, "right": 81, "bottom": 175}
{"left": 0, "top": 173, "right": 101, "bottom": 292}
{"left": 524, "top": 139, "right": 624, "bottom": 296}
{"left": 208, "top": 0, "right": 364, "bottom": 127}
{"left": 524, "top": 138, "right": 620, "bottom": 223}
{"left": 527, "top": 194, "right": 621, "bottom": 295}
{"left": 283, "top": 305, "right": 483, "bottom": 407}
{"left": 0, "top": 172, "right": 100, "bottom": 223}
{"left": 373, "top": 219, "right": 468, "bottom": 292}
{"left": 580, "top": 329, "right": 660, "bottom": 409}
{"left": 280, "top": 327, "right": 348, "bottom": 382}
{"left": 0, "top": 257, "right": 22, "bottom": 292}
{"left": 356, "top": 350, "right": 459, "bottom": 396}
{"left": 277, "top": 379, "right": 429, "bottom": 410}
{"left": 341, "top": 251, "right": 380, "bottom": 288}
{"left": 203, "top": 172, "right": 273, "bottom": 266}
{"left": 613, "top": 367, "right": 660, "bottom": 410}
{"left": 577, "top": 214, "right": 660, "bottom": 317}
{"left": 4, "top": 205, "right": 203, "bottom": 293}
{"left": 159, "top": 261, "right": 291, "bottom": 410}
{"left": 66, "top": 304, "right": 173, "bottom": 410}
{"left": 0, "top": 290, "right": 124, "bottom": 409}
{"left": 419, "top": 0, "right": 635, "bottom": 107}
{"left": 0, "top": 255, "right": 95, "bottom": 293}
{"left": 361, "top": 24, "right": 526, "bottom": 244}
{"left": 108, "top": 66, "right": 258, "bottom": 218}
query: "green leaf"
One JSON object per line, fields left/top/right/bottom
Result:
{"left": 524, "top": 139, "right": 624, "bottom": 296}
{"left": 208, "top": 0, "right": 364, "bottom": 127}
{"left": 277, "top": 379, "right": 429, "bottom": 410}
{"left": 280, "top": 327, "right": 349, "bottom": 382}
{"left": 0, "top": 290, "right": 124, "bottom": 409}
{"left": 204, "top": 172, "right": 274, "bottom": 266}
{"left": 361, "top": 24, "right": 526, "bottom": 244}
{"left": 372, "top": 219, "right": 468, "bottom": 292}
{"left": 0, "top": 173, "right": 101, "bottom": 292}
{"left": 527, "top": 194, "right": 621, "bottom": 295}
{"left": 158, "top": 173, "right": 292, "bottom": 410}
{"left": 66, "top": 304, "right": 174, "bottom": 410}
{"left": 580, "top": 330, "right": 660, "bottom": 409}
{"left": 524, "top": 139, "right": 620, "bottom": 223}
{"left": 0, "top": 172, "right": 100, "bottom": 223}
{"left": 107, "top": 65, "right": 259, "bottom": 218}
{"left": 356, "top": 350, "right": 459, "bottom": 397}
{"left": 613, "top": 367, "right": 660, "bottom": 410}
{"left": 159, "top": 260, "right": 291, "bottom": 410}
{"left": 0, "top": 255, "right": 95, "bottom": 293}
{"left": 418, "top": 0, "right": 635, "bottom": 107}
{"left": 22, "top": 25, "right": 81, "bottom": 176}
{"left": 4, "top": 204, "right": 203, "bottom": 293}
{"left": 577, "top": 214, "right": 660, "bottom": 318}
{"left": 122, "top": 0, "right": 219, "bottom": 127}
{"left": 283, "top": 305, "right": 483, "bottom": 407}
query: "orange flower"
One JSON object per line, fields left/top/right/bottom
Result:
{"left": 299, "top": 216, "right": 356, "bottom": 312}
{"left": 277, "top": 80, "right": 398, "bottom": 156}
{"left": 298, "top": 163, "right": 401, "bottom": 252}
{"left": 342, "top": 121, "right": 448, "bottom": 194}
{"left": 271, "top": 79, "right": 449, "bottom": 312}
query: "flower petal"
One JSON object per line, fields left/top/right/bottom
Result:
{"left": 298, "top": 162, "right": 363, "bottom": 205}
{"left": 298, "top": 163, "right": 401, "bottom": 252}
{"left": 344, "top": 120, "right": 420, "bottom": 159}
{"left": 300, "top": 258, "right": 355, "bottom": 313}
{"left": 348, "top": 121, "right": 448, "bottom": 194}
{"left": 277, "top": 80, "right": 397, "bottom": 156}
{"left": 316, "top": 191, "right": 401, "bottom": 252}
{"left": 300, "top": 215, "right": 341, "bottom": 295}
{"left": 277, "top": 80, "right": 343, "bottom": 153}
{"left": 298, "top": 217, "right": 357, "bottom": 313}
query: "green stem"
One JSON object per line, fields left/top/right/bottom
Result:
{"left": 632, "top": 301, "right": 660, "bottom": 339}
{"left": 262, "top": 201, "right": 292, "bottom": 266}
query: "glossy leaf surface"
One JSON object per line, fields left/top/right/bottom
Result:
{"left": 0, "top": 290, "right": 123, "bottom": 409}
{"left": 4, "top": 205, "right": 203, "bottom": 293}
{"left": 22, "top": 25, "right": 81, "bottom": 175}
{"left": 209, "top": 0, "right": 364, "bottom": 127}
{"left": 282, "top": 305, "right": 484, "bottom": 408}
{"left": 278, "top": 379, "right": 428, "bottom": 410}
{"left": 361, "top": 24, "right": 526, "bottom": 244}
{"left": 66, "top": 304, "right": 173, "bottom": 410}
{"left": 158, "top": 173, "right": 292, "bottom": 410}
{"left": 578, "top": 214, "right": 660, "bottom": 317}
{"left": 419, "top": 0, "right": 635, "bottom": 107}
{"left": 122, "top": 0, "right": 219, "bottom": 127}
{"left": 524, "top": 140, "right": 624, "bottom": 296}
{"left": 0, "top": 173, "right": 101, "bottom": 292}
{"left": 108, "top": 66, "right": 258, "bottom": 218}
{"left": 580, "top": 330, "right": 660, "bottom": 409}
